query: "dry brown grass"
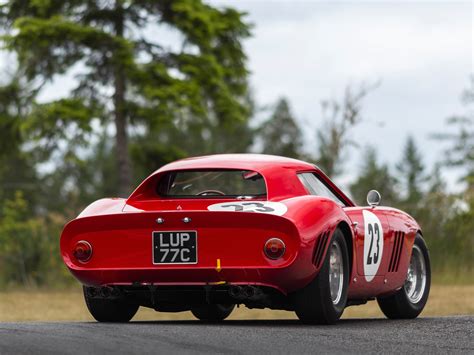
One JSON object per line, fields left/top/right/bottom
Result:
{"left": 1, "top": 285, "right": 472, "bottom": 322}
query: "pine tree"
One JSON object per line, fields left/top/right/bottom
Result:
{"left": 396, "top": 135, "right": 425, "bottom": 206}
{"left": 0, "top": 78, "right": 39, "bottom": 215}
{"left": 1, "top": 0, "right": 252, "bottom": 196}
{"left": 258, "top": 98, "right": 303, "bottom": 159}
{"left": 431, "top": 77, "right": 474, "bottom": 280}
{"left": 417, "top": 164, "right": 452, "bottom": 236}
{"left": 435, "top": 76, "right": 474, "bottom": 197}
{"left": 350, "top": 146, "right": 398, "bottom": 206}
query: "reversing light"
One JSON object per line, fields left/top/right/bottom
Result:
{"left": 73, "top": 240, "right": 92, "bottom": 263}
{"left": 264, "top": 238, "right": 286, "bottom": 260}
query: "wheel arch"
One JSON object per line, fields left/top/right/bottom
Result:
{"left": 336, "top": 221, "right": 354, "bottom": 279}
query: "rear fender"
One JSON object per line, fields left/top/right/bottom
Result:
{"left": 77, "top": 198, "right": 126, "bottom": 218}
{"left": 282, "top": 196, "right": 354, "bottom": 283}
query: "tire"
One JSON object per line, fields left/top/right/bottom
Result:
{"left": 191, "top": 304, "right": 235, "bottom": 322}
{"left": 377, "top": 233, "right": 431, "bottom": 319}
{"left": 293, "top": 228, "right": 350, "bottom": 325}
{"left": 83, "top": 286, "right": 139, "bottom": 322}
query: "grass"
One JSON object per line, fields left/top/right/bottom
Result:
{"left": 0, "top": 284, "right": 473, "bottom": 322}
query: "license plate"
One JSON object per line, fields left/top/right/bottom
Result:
{"left": 152, "top": 231, "right": 197, "bottom": 264}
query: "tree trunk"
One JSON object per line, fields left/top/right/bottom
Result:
{"left": 113, "top": 1, "right": 132, "bottom": 197}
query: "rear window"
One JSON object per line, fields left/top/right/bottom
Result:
{"left": 157, "top": 170, "right": 267, "bottom": 198}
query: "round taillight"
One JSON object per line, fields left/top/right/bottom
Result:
{"left": 264, "top": 238, "right": 286, "bottom": 260}
{"left": 73, "top": 240, "right": 92, "bottom": 263}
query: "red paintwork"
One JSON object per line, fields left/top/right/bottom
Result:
{"left": 60, "top": 154, "right": 421, "bottom": 300}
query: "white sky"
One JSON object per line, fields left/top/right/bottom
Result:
{"left": 0, "top": 0, "right": 472, "bottom": 191}
{"left": 210, "top": 0, "right": 473, "bottom": 190}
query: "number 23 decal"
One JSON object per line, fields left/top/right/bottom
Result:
{"left": 366, "top": 222, "right": 380, "bottom": 265}
{"left": 362, "top": 210, "right": 384, "bottom": 282}
{"left": 219, "top": 202, "right": 274, "bottom": 213}
{"left": 207, "top": 201, "right": 288, "bottom": 216}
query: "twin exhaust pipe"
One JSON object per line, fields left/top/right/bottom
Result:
{"left": 89, "top": 285, "right": 265, "bottom": 302}
{"left": 228, "top": 285, "right": 263, "bottom": 301}
{"left": 86, "top": 286, "right": 122, "bottom": 299}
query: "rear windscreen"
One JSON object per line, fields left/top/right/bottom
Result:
{"left": 157, "top": 170, "right": 267, "bottom": 198}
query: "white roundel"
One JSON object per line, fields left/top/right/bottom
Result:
{"left": 363, "top": 210, "right": 384, "bottom": 282}
{"left": 207, "top": 201, "right": 287, "bottom": 216}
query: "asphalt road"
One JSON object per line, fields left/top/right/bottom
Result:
{"left": 0, "top": 316, "right": 472, "bottom": 354}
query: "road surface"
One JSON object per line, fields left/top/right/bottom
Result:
{"left": 0, "top": 316, "right": 472, "bottom": 354}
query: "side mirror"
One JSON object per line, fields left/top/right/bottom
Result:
{"left": 367, "top": 190, "right": 381, "bottom": 207}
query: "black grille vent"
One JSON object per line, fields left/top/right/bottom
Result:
{"left": 313, "top": 230, "right": 330, "bottom": 268}
{"left": 389, "top": 231, "right": 405, "bottom": 272}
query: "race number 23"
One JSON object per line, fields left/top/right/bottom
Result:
{"left": 207, "top": 201, "right": 288, "bottom": 216}
{"left": 362, "top": 210, "right": 384, "bottom": 282}
{"left": 366, "top": 222, "right": 380, "bottom": 265}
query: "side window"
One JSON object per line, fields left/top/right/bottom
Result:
{"left": 298, "top": 173, "right": 345, "bottom": 206}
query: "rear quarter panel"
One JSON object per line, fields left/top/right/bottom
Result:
{"left": 282, "top": 195, "right": 355, "bottom": 290}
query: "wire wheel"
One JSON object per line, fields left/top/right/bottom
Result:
{"left": 293, "top": 228, "right": 349, "bottom": 324}
{"left": 329, "top": 241, "right": 344, "bottom": 305}
{"left": 377, "top": 234, "right": 431, "bottom": 319}
{"left": 404, "top": 244, "right": 427, "bottom": 304}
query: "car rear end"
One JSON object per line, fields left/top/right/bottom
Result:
{"left": 60, "top": 168, "right": 314, "bottom": 309}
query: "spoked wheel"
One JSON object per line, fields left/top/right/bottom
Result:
{"left": 293, "top": 228, "right": 349, "bottom": 324}
{"left": 377, "top": 234, "right": 431, "bottom": 319}
{"left": 83, "top": 286, "right": 139, "bottom": 323}
{"left": 404, "top": 244, "right": 428, "bottom": 304}
{"left": 329, "top": 241, "right": 345, "bottom": 305}
{"left": 191, "top": 304, "right": 235, "bottom": 322}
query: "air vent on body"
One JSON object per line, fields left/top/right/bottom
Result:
{"left": 388, "top": 231, "right": 405, "bottom": 272}
{"left": 313, "top": 230, "right": 330, "bottom": 268}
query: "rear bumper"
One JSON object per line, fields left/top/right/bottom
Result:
{"left": 85, "top": 284, "right": 292, "bottom": 311}
{"left": 69, "top": 262, "right": 313, "bottom": 295}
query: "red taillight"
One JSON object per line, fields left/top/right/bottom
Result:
{"left": 72, "top": 240, "right": 92, "bottom": 263}
{"left": 264, "top": 238, "right": 286, "bottom": 260}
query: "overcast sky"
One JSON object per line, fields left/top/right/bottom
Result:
{"left": 211, "top": 0, "right": 473, "bottom": 190}
{"left": 0, "top": 1, "right": 472, "bottom": 191}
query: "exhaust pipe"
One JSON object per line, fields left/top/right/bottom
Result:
{"left": 100, "top": 287, "right": 111, "bottom": 298}
{"left": 243, "top": 286, "right": 256, "bottom": 299}
{"left": 229, "top": 285, "right": 264, "bottom": 301}
{"left": 229, "top": 285, "right": 243, "bottom": 299}
{"left": 86, "top": 287, "right": 98, "bottom": 298}
{"left": 110, "top": 287, "right": 121, "bottom": 298}
{"left": 86, "top": 286, "right": 121, "bottom": 299}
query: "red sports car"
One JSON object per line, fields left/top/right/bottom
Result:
{"left": 60, "top": 154, "right": 431, "bottom": 324}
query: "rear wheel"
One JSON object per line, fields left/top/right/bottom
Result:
{"left": 293, "top": 228, "right": 349, "bottom": 324}
{"left": 83, "top": 286, "right": 139, "bottom": 322}
{"left": 191, "top": 304, "right": 235, "bottom": 322}
{"left": 377, "top": 234, "right": 431, "bottom": 319}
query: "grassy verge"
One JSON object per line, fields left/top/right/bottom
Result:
{"left": 0, "top": 284, "right": 472, "bottom": 322}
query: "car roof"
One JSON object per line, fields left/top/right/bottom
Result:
{"left": 128, "top": 154, "right": 354, "bottom": 206}
{"left": 157, "top": 154, "right": 317, "bottom": 173}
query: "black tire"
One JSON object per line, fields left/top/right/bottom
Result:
{"left": 83, "top": 286, "right": 139, "bottom": 322}
{"left": 191, "top": 304, "right": 235, "bottom": 322}
{"left": 293, "top": 228, "right": 349, "bottom": 325}
{"left": 377, "top": 234, "right": 431, "bottom": 319}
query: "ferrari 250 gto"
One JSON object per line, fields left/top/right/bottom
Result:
{"left": 60, "top": 154, "right": 431, "bottom": 324}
